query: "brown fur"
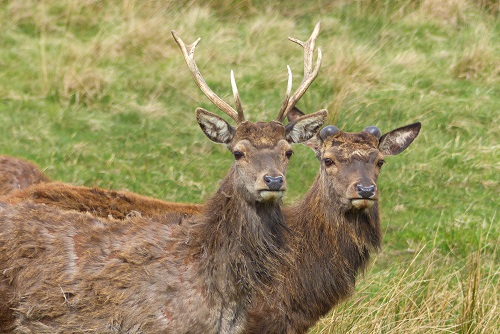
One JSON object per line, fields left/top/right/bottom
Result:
{"left": 0, "top": 115, "right": 327, "bottom": 333}
{"left": 0, "top": 124, "right": 419, "bottom": 333}
{"left": 6, "top": 181, "right": 203, "bottom": 219}
{"left": 0, "top": 156, "right": 50, "bottom": 195}
{"left": 244, "top": 124, "right": 421, "bottom": 333}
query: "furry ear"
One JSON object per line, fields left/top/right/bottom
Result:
{"left": 286, "top": 107, "right": 306, "bottom": 123}
{"left": 302, "top": 124, "right": 339, "bottom": 153}
{"left": 196, "top": 108, "right": 235, "bottom": 144}
{"left": 379, "top": 122, "right": 421, "bottom": 156}
{"left": 285, "top": 109, "right": 327, "bottom": 144}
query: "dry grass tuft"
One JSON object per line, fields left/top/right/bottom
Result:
{"left": 311, "top": 241, "right": 499, "bottom": 334}
{"left": 322, "top": 37, "right": 382, "bottom": 124}
{"left": 63, "top": 69, "right": 111, "bottom": 105}
{"left": 419, "top": 0, "right": 469, "bottom": 26}
{"left": 451, "top": 24, "right": 499, "bottom": 83}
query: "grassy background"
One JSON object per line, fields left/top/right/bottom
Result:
{"left": 0, "top": 0, "right": 498, "bottom": 332}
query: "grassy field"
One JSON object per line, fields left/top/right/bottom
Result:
{"left": 0, "top": 0, "right": 498, "bottom": 332}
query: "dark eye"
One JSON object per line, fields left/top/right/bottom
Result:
{"left": 285, "top": 150, "right": 293, "bottom": 159}
{"left": 377, "top": 160, "right": 385, "bottom": 167}
{"left": 233, "top": 151, "right": 244, "bottom": 160}
{"left": 324, "top": 158, "right": 334, "bottom": 166}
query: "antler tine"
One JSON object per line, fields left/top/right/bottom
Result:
{"left": 276, "top": 65, "right": 293, "bottom": 122}
{"left": 230, "top": 70, "right": 245, "bottom": 123}
{"left": 277, "top": 22, "right": 322, "bottom": 122}
{"left": 171, "top": 30, "right": 241, "bottom": 123}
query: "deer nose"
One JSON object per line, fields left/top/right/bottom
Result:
{"left": 264, "top": 175, "right": 284, "bottom": 191}
{"left": 356, "top": 184, "right": 376, "bottom": 199}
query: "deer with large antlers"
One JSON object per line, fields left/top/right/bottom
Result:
{"left": 0, "top": 26, "right": 326, "bottom": 333}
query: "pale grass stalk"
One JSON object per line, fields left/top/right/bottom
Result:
{"left": 309, "top": 230, "right": 499, "bottom": 334}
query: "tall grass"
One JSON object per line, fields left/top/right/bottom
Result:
{"left": 312, "top": 217, "right": 499, "bottom": 333}
{"left": 0, "top": 0, "right": 498, "bottom": 332}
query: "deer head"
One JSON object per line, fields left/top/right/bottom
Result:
{"left": 316, "top": 123, "right": 420, "bottom": 210}
{"left": 289, "top": 108, "right": 421, "bottom": 211}
{"left": 172, "top": 23, "right": 327, "bottom": 203}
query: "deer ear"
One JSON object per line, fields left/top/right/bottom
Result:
{"left": 285, "top": 109, "right": 327, "bottom": 144}
{"left": 379, "top": 122, "right": 421, "bottom": 156}
{"left": 302, "top": 124, "right": 339, "bottom": 152}
{"left": 303, "top": 135, "right": 322, "bottom": 151}
{"left": 196, "top": 108, "right": 235, "bottom": 144}
{"left": 286, "top": 107, "right": 305, "bottom": 123}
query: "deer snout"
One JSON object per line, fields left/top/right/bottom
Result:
{"left": 349, "top": 182, "right": 378, "bottom": 210}
{"left": 264, "top": 175, "right": 284, "bottom": 191}
{"left": 356, "top": 184, "right": 376, "bottom": 199}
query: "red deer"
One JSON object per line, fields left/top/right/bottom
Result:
{"left": 244, "top": 112, "right": 421, "bottom": 333}
{"left": 0, "top": 27, "right": 326, "bottom": 333}
{"left": 0, "top": 155, "right": 50, "bottom": 195}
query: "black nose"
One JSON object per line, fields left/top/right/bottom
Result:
{"left": 356, "top": 184, "right": 375, "bottom": 198}
{"left": 264, "top": 175, "right": 284, "bottom": 191}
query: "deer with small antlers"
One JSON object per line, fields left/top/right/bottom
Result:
{"left": 244, "top": 110, "right": 421, "bottom": 333}
{"left": 0, "top": 27, "right": 326, "bottom": 333}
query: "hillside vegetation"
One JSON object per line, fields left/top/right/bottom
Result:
{"left": 0, "top": 0, "right": 498, "bottom": 333}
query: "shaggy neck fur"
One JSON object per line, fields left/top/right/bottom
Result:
{"left": 193, "top": 167, "right": 290, "bottom": 328}
{"left": 287, "top": 173, "right": 381, "bottom": 320}
{"left": 246, "top": 171, "right": 381, "bottom": 334}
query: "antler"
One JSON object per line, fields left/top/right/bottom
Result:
{"left": 171, "top": 31, "right": 245, "bottom": 123}
{"left": 276, "top": 22, "right": 323, "bottom": 122}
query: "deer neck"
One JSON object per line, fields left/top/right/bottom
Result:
{"left": 283, "top": 173, "right": 382, "bottom": 318}
{"left": 196, "top": 167, "right": 289, "bottom": 303}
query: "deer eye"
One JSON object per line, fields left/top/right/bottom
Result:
{"left": 233, "top": 150, "right": 245, "bottom": 160}
{"left": 324, "top": 158, "right": 334, "bottom": 166}
{"left": 285, "top": 150, "right": 293, "bottom": 159}
{"left": 377, "top": 160, "right": 385, "bottom": 167}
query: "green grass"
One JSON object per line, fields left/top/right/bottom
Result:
{"left": 0, "top": 0, "right": 498, "bottom": 332}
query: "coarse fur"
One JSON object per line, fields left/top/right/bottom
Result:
{"left": 6, "top": 181, "right": 203, "bottom": 219}
{"left": 0, "top": 25, "right": 329, "bottom": 333}
{"left": 244, "top": 121, "right": 421, "bottom": 333}
{"left": 0, "top": 111, "right": 327, "bottom": 333}
{"left": 0, "top": 122, "right": 420, "bottom": 333}
{"left": 0, "top": 155, "right": 50, "bottom": 195}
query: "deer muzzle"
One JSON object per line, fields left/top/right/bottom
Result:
{"left": 259, "top": 175, "right": 285, "bottom": 202}
{"left": 264, "top": 175, "right": 284, "bottom": 191}
{"left": 350, "top": 183, "right": 378, "bottom": 209}
{"left": 356, "top": 184, "right": 376, "bottom": 199}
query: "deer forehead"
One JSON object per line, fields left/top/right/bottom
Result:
{"left": 234, "top": 139, "right": 291, "bottom": 153}
{"left": 322, "top": 131, "right": 381, "bottom": 162}
{"left": 232, "top": 121, "right": 286, "bottom": 147}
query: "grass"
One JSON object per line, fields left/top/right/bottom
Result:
{"left": 0, "top": 0, "right": 498, "bottom": 332}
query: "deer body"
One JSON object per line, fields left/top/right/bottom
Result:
{"left": 0, "top": 203, "right": 210, "bottom": 333}
{"left": 0, "top": 119, "right": 325, "bottom": 333}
